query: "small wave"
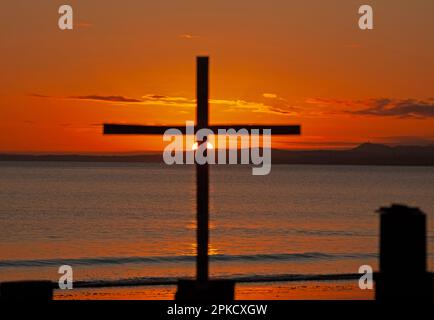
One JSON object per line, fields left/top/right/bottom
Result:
{"left": 4, "top": 271, "right": 434, "bottom": 289}
{"left": 0, "top": 252, "right": 377, "bottom": 268}
{"left": 293, "top": 230, "right": 375, "bottom": 237}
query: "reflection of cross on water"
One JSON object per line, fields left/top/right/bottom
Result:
{"left": 103, "top": 57, "right": 301, "bottom": 287}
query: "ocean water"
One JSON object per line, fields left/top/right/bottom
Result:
{"left": 0, "top": 162, "right": 433, "bottom": 287}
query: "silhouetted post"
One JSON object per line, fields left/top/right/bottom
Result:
{"left": 0, "top": 281, "right": 53, "bottom": 301}
{"left": 376, "top": 204, "right": 432, "bottom": 300}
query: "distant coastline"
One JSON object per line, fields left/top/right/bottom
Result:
{"left": 1, "top": 143, "right": 434, "bottom": 166}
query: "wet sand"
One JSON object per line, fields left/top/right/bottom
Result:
{"left": 55, "top": 280, "right": 374, "bottom": 300}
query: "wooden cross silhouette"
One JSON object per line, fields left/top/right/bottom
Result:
{"left": 103, "top": 57, "right": 301, "bottom": 283}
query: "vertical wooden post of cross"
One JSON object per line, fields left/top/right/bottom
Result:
{"left": 196, "top": 57, "right": 209, "bottom": 283}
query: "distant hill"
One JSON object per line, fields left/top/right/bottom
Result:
{"left": 271, "top": 143, "right": 434, "bottom": 166}
{"left": 352, "top": 142, "right": 393, "bottom": 152}
{"left": 1, "top": 143, "right": 434, "bottom": 166}
{"left": 0, "top": 153, "right": 162, "bottom": 163}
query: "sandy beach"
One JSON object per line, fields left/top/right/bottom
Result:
{"left": 55, "top": 280, "right": 374, "bottom": 300}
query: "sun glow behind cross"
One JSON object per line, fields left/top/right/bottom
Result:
{"left": 192, "top": 142, "right": 214, "bottom": 150}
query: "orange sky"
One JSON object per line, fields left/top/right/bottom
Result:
{"left": 1, "top": 0, "right": 433, "bottom": 153}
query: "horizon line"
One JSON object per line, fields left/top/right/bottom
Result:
{"left": 1, "top": 142, "right": 434, "bottom": 156}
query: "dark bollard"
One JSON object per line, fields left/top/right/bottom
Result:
{"left": 0, "top": 281, "right": 53, "bottom": 301}
{"left": 376, "top": 204, "right": 432, "bottom": 301}
{"left": 175, "top": 280, "right": 235, "bottom": 302}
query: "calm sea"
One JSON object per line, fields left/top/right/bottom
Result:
{"left": 0, "top": 162, "right": 433, "bottom": 286}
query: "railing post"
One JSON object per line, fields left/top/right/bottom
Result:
{"left": 376, "top": 204, "right": 432, "bottom": 300}
{"left": 0, "top": 281, "right": 53, "bottom": 301}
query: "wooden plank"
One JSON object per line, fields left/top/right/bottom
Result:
{"left": 104, "top": 124, "right": 301, "bottom": 135}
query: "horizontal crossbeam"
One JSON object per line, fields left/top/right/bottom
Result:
{"left": 104, "top": 124, "right": 185, "bottom": 135}
{"left": 104, "top": 124, "right": 301, "bottom": 135}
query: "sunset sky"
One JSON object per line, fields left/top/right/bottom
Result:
{"left": 1, "top": 0, "right": 433, "bottom": 153}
